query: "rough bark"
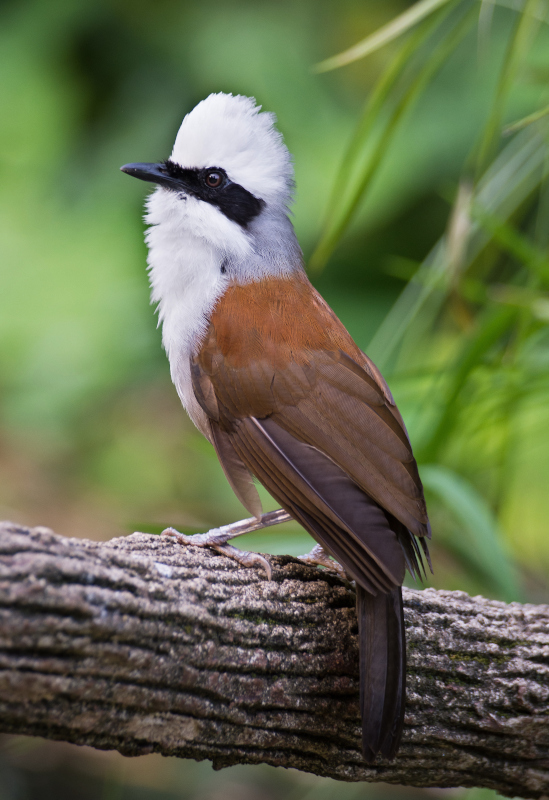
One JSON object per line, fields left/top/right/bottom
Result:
{"left": 0, "top": 521, "right": 548, "bottom": 798}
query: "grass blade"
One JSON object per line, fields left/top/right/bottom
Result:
{"left": 504, "top": 102, "right": 549, "bottom": 135}
{"left": 310, "top": 4, "right": 476, "bottom": 272}
{"left": 474, "top": 0, "right": 543, "bottom": 176}
{"left": 418, "top": 304, "right": 518, "bottom": 462}
{"left": 314, "top": 0, "right": 454, "bottom": 73}
{"left": 421, "top": 463, "right": 521, "bottom": 601}
{"left": 472, "top": 204, "right": 549, "bottom": 280}
{"left": 321, "top": 25, "right": 436, "bottom": 246}
{"left": 368, "top": 129, "right": 546, "bottom": 368}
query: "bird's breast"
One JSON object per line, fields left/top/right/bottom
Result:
{"left": 203, "top": 273, "right": 363, "bottom": 373}
{"left": 192, "top": 273, "right": 375, "bottom": 423}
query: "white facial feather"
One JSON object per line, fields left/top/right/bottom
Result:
{"left": 145, "top": 188, "right": 230, "bottom": 438}
{"left": 143, "top": 92, "right": 304, "bottom": 435}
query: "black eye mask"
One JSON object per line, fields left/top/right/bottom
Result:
{"left": 120, "top": 160, "right": 264, "bottom": 228}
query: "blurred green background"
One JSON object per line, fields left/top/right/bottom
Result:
{"left": 1, "top": 0, "right": 549, "bottom": 797}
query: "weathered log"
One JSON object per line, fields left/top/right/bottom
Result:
{"left": 0, "top": 521, "right": 548, "bottom": 798}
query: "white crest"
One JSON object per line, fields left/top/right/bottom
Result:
{"left": 171, "top": 93, "right": 294, "bottom": 207}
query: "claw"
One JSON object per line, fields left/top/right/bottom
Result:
{"left": 297, "top": 543, "right": 348, "bottom": 580}
{"left": 161, "top": 526, "right": 272, "bottom": 580}
{"left": 215, "top": 543, "right": 272, "bottom": 581}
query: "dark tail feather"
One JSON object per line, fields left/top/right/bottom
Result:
{"left": 357, "top": 585, "right": 406, "bottom": 762}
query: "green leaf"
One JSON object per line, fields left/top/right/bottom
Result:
{"left": 421, "top": 464, "right": 521, "bottom": 601}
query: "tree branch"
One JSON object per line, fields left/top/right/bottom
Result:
{"left": 0, "top": 521, "right": 548, "bottom": 798}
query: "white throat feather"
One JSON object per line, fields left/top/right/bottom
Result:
{"left": 142, "top": 92, "right": 304, "bottom": 434}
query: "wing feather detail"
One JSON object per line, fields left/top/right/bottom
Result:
{"left": 191, "top": 279, "right": 431, "bottom": 592}
{"left": 228, "top": 417, "right": 403, "bottom": 592}
{"left": 192, "top": 343, "right": 429, "bottom": 538}
{"left": 209, "top": 423, "right": 263, "bottom": 519}
{"left": 273, "top": 403, "right": 427, "bottom": 537}
{"left": 253, "top": 417, "right": 406, "bottom": 584}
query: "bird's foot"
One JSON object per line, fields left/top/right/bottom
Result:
{"left": 162, "top": 522, "right": 273, "bottom": 580}
{"left": 210, "top": 541, "right": 272, "bottom": 580}
{"left": 297, "top": 543, "right": 349, "bottom": 580}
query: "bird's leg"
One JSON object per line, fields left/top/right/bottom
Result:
{"left": 297, "top": 543, "right": 350, "bottom": 581}
{"left": 161, "top": 509, "right": 293, "bottom": 581}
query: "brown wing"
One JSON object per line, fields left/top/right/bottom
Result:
{"left": 191, "top": 276, "right": 430, "bottom": 591}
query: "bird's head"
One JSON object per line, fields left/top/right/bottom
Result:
{"left": 121, "top": 93, "right": 296, "bottom": 262}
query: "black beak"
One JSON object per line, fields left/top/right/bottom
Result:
{"left": 120, "top": 162, "right": 184, "bottom": 192}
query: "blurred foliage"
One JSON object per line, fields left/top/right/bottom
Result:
{"left": 1, "top": 0, "right": 549, "bottom": 797}
{"left": 0, "top": 735, "right": 511, "bottom": 800}
{"left": 314, "top": 0, "right": 549, "bottom": 602}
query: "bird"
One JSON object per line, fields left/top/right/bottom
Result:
{"left": 121, "top": 92, "right": 431, "bottom": 763}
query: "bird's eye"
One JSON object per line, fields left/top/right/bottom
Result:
{"left": 205, "top": 171, "right": 223, "bottom": 188}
